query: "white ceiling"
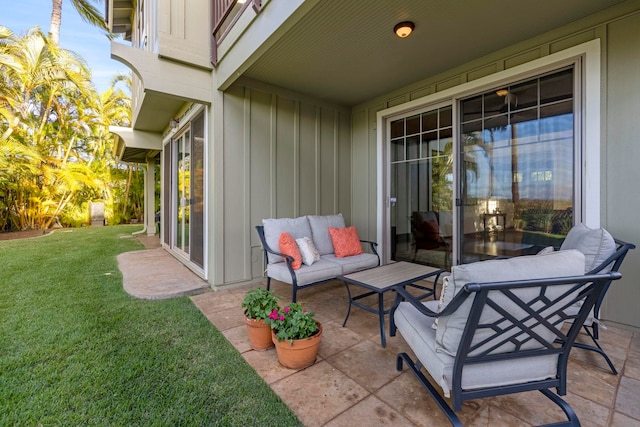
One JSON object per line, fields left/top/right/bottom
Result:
{"left": 243, "top": 0, "right": 626, "bottom": 106}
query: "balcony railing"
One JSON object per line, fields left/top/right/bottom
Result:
{"left": 211, "top": 0, "right": 262, "bottom": 65}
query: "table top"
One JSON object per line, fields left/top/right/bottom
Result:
{"left": 338, "top": 261, "right": 444, "bottom": 292}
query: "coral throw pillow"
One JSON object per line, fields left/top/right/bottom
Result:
{"left": 328, "top": 226, "right": 363, "bottom": 258}
{"left": 279, "top": 232, "right": 302, "bottom": 270}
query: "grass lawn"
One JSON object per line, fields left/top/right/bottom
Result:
{"left": 0, "top": 225, "right": 302, "bottom": 426}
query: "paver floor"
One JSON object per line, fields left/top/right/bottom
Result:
{"left": 120, "top": 237, "right": 640, "bottom": 426}
{"left": 192, "top": 281, "right": 640, "bottom": 427}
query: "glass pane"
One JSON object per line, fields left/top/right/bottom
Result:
{"left": 391, "top": 139, "right": 404, "bottom": 162}
{"left": 175, "top": 140, "right": 182, "bottom": 251}
{"left": 406, "top": 115, "right": 420, "bottom": 135}
{"left": 439, "top": 106, "right": 452, "bottom": 127}
{"left": 458, "top": 68, "right": 574, "bottom": 265}
{"left": 390, "top": 106, "right": 453, "bottom": 269}
{"left": 181, "top": 132, "right": 190, "bottom": 255}
{"left": 390, "top": 119, "right": 404, "bottom": 139}
{"left": 540, "top": 68, "right": 573, "bottom": 104}
{"left": 511, "top": 80, "right": 538, "bottom": 111}
{"left": 407, "top": 136, "right": 419, "bottom": 160}
{"left": 422, "top": 132, "right": 438, "bottom": 157}
{"left": 163, "top": 144, "right": 171, "bottom": 245}
{"left": 422, "top": 111, "right": 438, "bottom": 132}
{"left": 461, "top": 95, "right": 482, "bottom": 122}
{"left": 190, "top": 112, "right": 205, "bottom": 268}
{"left": 484, "top": 91, "right": 504, "bottom": 117}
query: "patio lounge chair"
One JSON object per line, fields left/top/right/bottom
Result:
{"left": 390, "top": 250, "right": 622, "bottom": 426}
{"left": 557, "top": 225, "right": 635, "bottom": 374}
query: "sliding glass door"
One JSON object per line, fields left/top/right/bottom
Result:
{"left": 386, "top": 67, "right": 577, "bottom": 268}
{"left": 162, "top": 110, "right": 205, "bottom": 272}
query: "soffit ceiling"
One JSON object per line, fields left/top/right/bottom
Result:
{"left": 242, "top": 0, "right": 626, "bottom": 106}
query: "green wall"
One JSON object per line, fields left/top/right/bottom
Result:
{"left": 349, "top": 3, "right": 640, "bottom": 330}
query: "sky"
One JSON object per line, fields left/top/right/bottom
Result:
{"left": 1, "top": 0, "right": 130, "bottom": 93}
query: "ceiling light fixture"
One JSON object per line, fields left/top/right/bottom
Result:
{"left": 496, "top": 89, "right": 509, "bottom": 97}
{"left": 394, "top": 21, "right": 414, "bottom": 38}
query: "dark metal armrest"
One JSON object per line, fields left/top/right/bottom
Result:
{"left": 392, "top": 286, "right": 439, "bottom": 317}
{"left": 262, "top": 245, "right": 296, "bottom": 270}
{"left": 389, "top": 280, "right": 471, "bottom": 336}
{"left": 255, "top": 225, "right": 296, "bottom": 271}
{"left": 360, "top": 239, "right": 380, "bottom": 265}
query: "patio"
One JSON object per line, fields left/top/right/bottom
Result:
{"left": 192, "top": 281, "right": 639, "bottom": 427}
{"left": 123, "top": 239, "right": 640, "bottom": 426}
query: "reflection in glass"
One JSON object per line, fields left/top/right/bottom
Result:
{"left": 390, "top": 106, "right": 453, "bottom": 269}
{"left": 459, "top": 67, "right": 574, "bottom": 264}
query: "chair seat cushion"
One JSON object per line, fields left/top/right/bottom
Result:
{"left": 394, "top": 300, "right": 559, "bottom": 397}
{"left": 266, "top": 258, "right": 343, "bottom": 286}
{"left": 321, "top": 253, "right": 379, "bottom": 275}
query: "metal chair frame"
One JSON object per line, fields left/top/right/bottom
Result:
{"left": 572, "top": 238, "right": 635, "bottom": 374}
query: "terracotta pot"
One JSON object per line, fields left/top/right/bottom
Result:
{"left": 272, "top": 322, "right": 322, "bottom": 369}
{"left": 244, "top": 315, "right": 274, "bottom": 351}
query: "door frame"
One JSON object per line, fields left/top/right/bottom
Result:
{"left": 376, "top": 40, "right": 601, "bottom": 265}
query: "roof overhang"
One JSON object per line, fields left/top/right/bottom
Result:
{"left": 111, "top": 126, "right": 162, "bottom": 164}
{"left": 111, "top": 42, "right": 212, "bottom": 132}
{"left": 222, "top": 0, "right": 628, "bottom": 106}
{"left": 105, "top": 0, "right": 133, "bottom": 41}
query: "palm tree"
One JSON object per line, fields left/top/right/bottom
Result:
{"left": 49, "top": 0, "right": 108, "bottom": 44}
{"left": 0, "top": 26, "right": 103, "bottom": 229}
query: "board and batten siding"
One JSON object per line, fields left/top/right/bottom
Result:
{"left": 349, "top": 4, "right": 640, "bottom": 330}
{"left": 221, "top": 81, "right": 352, "bottom": 285}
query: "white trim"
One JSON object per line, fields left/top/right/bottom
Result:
{"left": 376, "top": 39, "right": 601, "bottom": 263}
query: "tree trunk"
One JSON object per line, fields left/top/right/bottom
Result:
{"left": 50, "top": 0, "right": 63, "bottom": 44}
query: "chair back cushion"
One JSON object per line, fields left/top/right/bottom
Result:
{"left": 435, "top": 249, "right": 585, "bottom": 356}
{"left": 307, "top": 214, "right": 346, "bottom": 255}
{"left": 262, "top": 217, "right": 312, "bottom": 264}
{"left": 560, "top": 223, "right": 616, "bottom": 272}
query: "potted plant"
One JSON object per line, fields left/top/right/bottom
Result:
{"left": 266, "top": 302, "right": 322, "bottom": 369}
{"left": 241, "top": 288, "right": 280, "bottom": 350}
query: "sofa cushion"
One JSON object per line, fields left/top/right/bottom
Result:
{"left": 279, "top": 232, "right": 302, "bottom": 270}
{"left": 321, "top": 253, "right": 379, "bottom": 275}
{"left": 262, "top": 217, "right": 312, "bottom": 264}
{"left": 435, "top": 249, "right": 585, "bottom": 357}
{"left": 308, "top": 214, "right": 346, "bottom": 255}
{"left": 266, "top": 259, "right": 343, "bottom": 286}
{"left": 329, "top": 226, "right": 364, "bottom": 258}
{"left": 560, "top": 223, "right": 616, "bottom": 272}
{"left": 394, "top": 300, "right": 559, "bottom": 398}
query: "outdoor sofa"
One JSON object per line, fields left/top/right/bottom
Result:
{"left": 256, "top": 214, "right": 379, "bottom": 302}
